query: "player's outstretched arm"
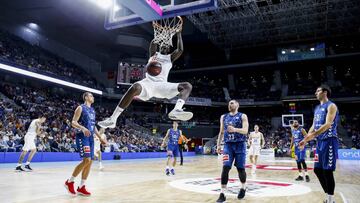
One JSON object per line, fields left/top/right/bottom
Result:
{"left": 149, "top": 39, "right": 158, "bottom": 57}
{"left": 170, "top": 31, "right": 183, "bottom": 62}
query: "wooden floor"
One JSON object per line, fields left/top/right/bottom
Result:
{"left": 0, "top": 156, "right": 359, "bottom": 203}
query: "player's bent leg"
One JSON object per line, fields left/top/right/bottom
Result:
{"left": 217, "top": 166, "right": 230, "bottom": 203}
{"left": 25, "top": 149, "right": 37, "bottom": 171}
{"left": 98, "top": 83, "right": 142, "bottom": 129}
{"left": 168, "top": 82, "right": 193, "bottom": 121}
{"left": 16, "top": 150, "right": 27, "bottom": 172}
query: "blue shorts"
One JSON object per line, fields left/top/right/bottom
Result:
{"left": 167, "top": 144, "right": 179, "bottom": 157}
{"left": 76, "top": 133, "right": 94, "bottom": 159}
{"left": 315, "top": 137, "right": 338, "bottom": 171}
{"left": 295, "top": 147, "right": 306, "bottom": 162}
{"left": 223, "top": 141, "right": 246, "bottom": 169}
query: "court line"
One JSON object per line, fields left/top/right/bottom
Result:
{"left": 339, "top": 192, "right": 348, "bottom": 203}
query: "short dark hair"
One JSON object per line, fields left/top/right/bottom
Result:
{"left": 319, "top": 84, "right": 331, "bottom": 97}
{"left": 82, "top": 92, "right": 91, "bottom": 101}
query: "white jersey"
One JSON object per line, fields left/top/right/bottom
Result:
{"left": 146, "top": 52, "right": 172, "bottom": 82}
{"left": 249, "top": 131, "right": 262, "bottom": 146}
{"left": 26, "top": 119, "right": 40, "bottom": 136}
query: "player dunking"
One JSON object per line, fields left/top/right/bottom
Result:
{"left": 290, "top": 120, "right": 310, "bottom": 182}
{"left": 15, "top": 114, "right": 46, "bottom": 171}
{"left": 216, "top": 100, "right": 249, "bottom": 202}
{"left": 98, "top": 23, "right": 193, "bottom": 129}
{"left": 248, "top": 124, "right": 265, "bottom": 174}
{"left": 299, "top": 85, "right": 339, "bottom": 203}
{"left": 161, "top": 121, "right": 182, "bottom": 175}
{"left": 64, "top": 92, "right": 106, "bottom": 196}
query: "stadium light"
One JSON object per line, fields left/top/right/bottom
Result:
{"left": 290, "top": 50, "right": 295, "bottom": 53}
{"left": 89, "top": 0, "right": 112, "bottom": 9}
{"left": 281, "top": 50, "right": 286, "bottom": 54}
{"left": 310, "top": 47, "right": 315, "bottom": 51}
{"left": 0, "top": 63, "right": 103, "bottom": 95}
{"left": 28, "top": 23, "right": 39, "bottom": 30}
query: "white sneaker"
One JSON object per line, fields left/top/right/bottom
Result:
{"left": 99, "top": 164, "right": 104, "bottom": 171}
{"left": 168, "top": 109, "right": 193, "bottom": 121}
{"left": 98, "top": 117, "right": 116, "bottom": 129}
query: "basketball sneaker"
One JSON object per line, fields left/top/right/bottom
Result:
{"left": 77, "top": 185, "right": 91, "bottom": 196}
{"left": 305, "top": 175, "right": 310, "bottom": 182}
{"left": 216, "top": 193, "right": 226, "bottom": 203}
{"left": 98, "top": 117, "right": 116, "bottom": 129}
{"left": 238, "top": 188, "right": 246, "bottom": 199}
{"left": 170, "top": 168, "right": 175, "bottom": 175}
{"left": 168, "top": 109, "right": 193, "bottom": 121}
{"left": 25, "top": 164, "right": 33, "bottom": 171}
{"left": 99, "top": 163, "right": 104, "bottom": 171}
{"left": 165, "top": 168, "right": 170, "bottom": 176}
{"left": 15, "top": 166, "right": 25, "bottom": 172}
{"left": 64, "top": 180, "right": 76, "bottom": 195}
{"left": 295, "top": 176, "right": 304, "bottom": 181}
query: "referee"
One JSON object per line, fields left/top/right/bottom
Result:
{"left": 178, "top": 134, "right": 191, "bottom": 165}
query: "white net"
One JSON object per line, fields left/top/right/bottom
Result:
{"left": 152, "top": 16, "right": 183, "bottom": 48}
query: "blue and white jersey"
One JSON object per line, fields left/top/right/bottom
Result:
{"left": 313, "top": 101, "right": 339, "bottom": 140}
{"left": 291, "top": 127, "right": 304, "bottom": 147}
{"left": 78, "top": 104, "right": 96, "bottom": 136}
{"left": 223, "top": 112, "right": 246, "bottom": 143}
{"left": 168, "top": 128, "right": 180, "bottom": 146}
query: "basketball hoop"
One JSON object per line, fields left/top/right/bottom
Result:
{"left": 152, "top": 16, "right": 183, "bottom": 48}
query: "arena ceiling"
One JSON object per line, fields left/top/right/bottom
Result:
{"left": 0, "top": 0, "right": 359, "bottom": 69}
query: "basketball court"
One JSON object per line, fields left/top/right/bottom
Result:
{"left": 0, "top": 156, "right": 358, "bottom": 202}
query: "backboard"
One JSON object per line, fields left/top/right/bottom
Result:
{"left": 282, "top": 114, "right": 304, "bottom": 127}
{"left": 105, "top": 0, "right": 218, "bottom": 29}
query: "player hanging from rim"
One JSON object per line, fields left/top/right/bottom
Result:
{"left": 98, "top": 17, "right": 193, "bottom": 129}
{"left": 248, "top": 124, "right": 265, "bottom": 174}
{"left": 290, "top": 120, "right": 310, "bottom": 182}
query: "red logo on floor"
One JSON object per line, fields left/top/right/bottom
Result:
{"left": 245, "top": 164, "right": 313, "bottom": 171}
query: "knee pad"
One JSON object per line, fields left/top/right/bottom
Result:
{"left": 236, "top": 167, "right": 246, "bottom": 183}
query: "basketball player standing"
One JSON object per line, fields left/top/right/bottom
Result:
{"left": 216, "top": 100, "right": 249, "bottom": 202}
{"left": 248, "top": 125, "right": 265, "bottom": 174}
{"left": 290, "top": 120, "right": 310, "bottom": 182}
{"left": 64, "top": 92, "right": 106, "bottom": 196}
{"left": 299, "top": 85, "right": 339, "bottom": 203}
{"left": 98, "top": 23, "right": 193, "bottom": 129}
{"left": 161, "top": 121, "right": 182, "bottom": 175}
{"left": 16, "top": 114, "right": 46, "bottom": 171}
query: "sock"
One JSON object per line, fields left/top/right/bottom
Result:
{"left": 174, "top": 99, "right": 185, "bottom": 111}
{"left": 17, "top": 163, "right": 22, "bottom": 167}
{"left": 220, "top": 186, "right": 226, "bottom": 193}
{"left": 69, "top": 176, "right": 75, "bottom": 182}
{"left": 25, "top": 161, "right": 30, "bottom": 165}
{"left": 166, "top": 166, "right": 170, "bottom": 170}
{"left": 111, "top": 106, "right": 124, "bottom": 120}
{"left": 80, "top": 179, "right": 86, "bottom": 187}
{"left": 305, "top": 171, "right": 309, "bottom": 176}
{"left": 327, "top": 194, "right": 334, "bottom": 203}
{"left": 241, "top": 183, "right": 246, "bottom": 189}
{"left": 299, "top": 172, "right": 303, "bottom": 177}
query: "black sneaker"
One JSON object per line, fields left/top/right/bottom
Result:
{"left": 295, "top": 176, "right": 304, "bottom": 181}
{"left": 216, "top": 193, "right": 226, "bottom": 203}
{"left": 238, "top": 188, "right": 246, "bottom": 199}
{"left": 165, "top": 168, "right": 170, "bottom": 176}
{"left": 15, "top": 166, "right": 25, "bottom": 172}
{"left": 25, "top": 164, "right": 33, "bottom": 171}
{"left": 305, "top": 175, "right": 310, "bottom": 182}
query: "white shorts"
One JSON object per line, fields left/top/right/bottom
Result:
{"left": 22, "top": 133, "right": 36, "bottom": 151}
{"left": 249, "top": 145, "right": 261, "bottom": 156}
{"left": 135, "top": 78, "right": 179, "bottom": 101}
